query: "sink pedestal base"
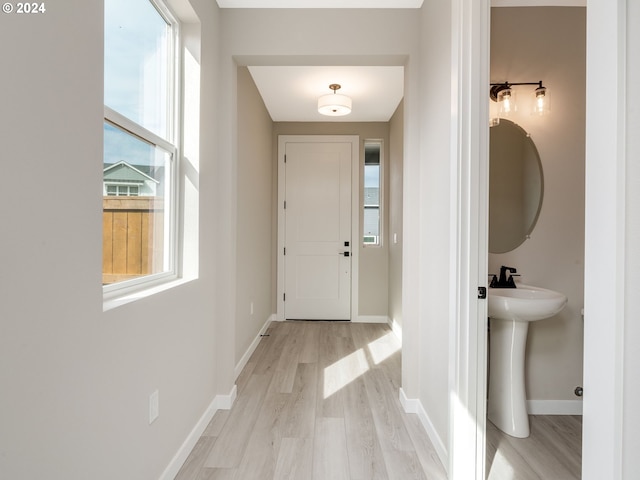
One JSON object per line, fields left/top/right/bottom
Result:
{"left": 488, "top": 318, "right": 530, "bottom": 438}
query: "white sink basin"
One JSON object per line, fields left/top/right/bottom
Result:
{"left": 488, "top": 284, "right": 568, "bottom": 322}
{"left": 487, "top": 284, "right": 568, "bottom": 438}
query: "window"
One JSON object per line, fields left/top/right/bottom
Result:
{"left": 106, "top": 185, "right": 141, "bottom": 196}
{"left": 363, "top": 141, "right": 382, "bottom": 246}
{"left": 103, "top": 0, "right": 178, "bottom": 289}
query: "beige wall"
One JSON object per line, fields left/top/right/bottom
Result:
{"left": 272, "top": 122, "right": 391, "bottom": 318}
{"left": 236, "top": 67, "right": 274, "bottom": 365}
{"left": 0, "top": 1, "right": 228, "bottom": 478}
{"left": 388, "top": 101, "right": 404, "bottom": 331}
{"left": 489, "top": 7, "right": 586, "bottom": 404}
{"left": 407, "top": 0, "right": 454, "bottom": 449}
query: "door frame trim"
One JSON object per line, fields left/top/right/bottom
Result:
{"left": 448, "top": 0, "right": 490, "bottom": 478}
{"left": 276, "top": 135, "right": 360, "bottom": 321}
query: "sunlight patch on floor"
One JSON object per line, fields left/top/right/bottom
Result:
{"left": 487, "top": 448, "right": 516, "bottom": 480}
{"left": 367, "top": 331, "right": 400, "bottom": 365}
{"left": 323, "top": 348, "right": 369, "bottom": 399}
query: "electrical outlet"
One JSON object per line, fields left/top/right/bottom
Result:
{"left": 149, "top": 390, "right": 159, "bottom": 424}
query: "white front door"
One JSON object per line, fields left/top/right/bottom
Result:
{"left": 282, "top": 139, "right": 354, "bottom": 320}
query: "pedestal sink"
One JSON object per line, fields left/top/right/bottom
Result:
{"left": 487, "top": 285, "right": 568, "bottom": 438}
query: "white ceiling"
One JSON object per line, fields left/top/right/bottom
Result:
{"left": 248, "top": 66, "right": 404, "bottom": 122}
{"left": 232, "top": 0, "right": 584, "bottom": 121}
{"left": 221, "top": 1, "right": 415, "bottom": 122}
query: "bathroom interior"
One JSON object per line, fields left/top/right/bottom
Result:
{"left": 485, "top": 6, "right": 585, "bottom": 479}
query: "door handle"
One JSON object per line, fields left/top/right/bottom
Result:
{"left": 339, "top": 252, "right": 350, "bottom": 257}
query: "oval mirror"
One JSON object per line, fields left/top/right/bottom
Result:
{"left": 489, "top": 119, "right": 544, "bottom": 253}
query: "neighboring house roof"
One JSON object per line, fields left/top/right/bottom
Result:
{"left": 103, "top": 161, "right": 160, "bottom": 184}
{"left": 364, "top": 186, "right": 380, "bottom": 206}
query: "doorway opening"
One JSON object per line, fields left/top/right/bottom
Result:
{"left": 485, "top": 6, "right": 586, "bottom": 479}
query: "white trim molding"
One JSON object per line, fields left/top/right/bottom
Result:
{"left": 400, "top": 388, "right": 449, "bottom": 469}
{"left": 448, "top": 0, "right": 490, "bottom": 479}
{"left": 158, "top": 385, "right": 237, "bottom": 480}
{"left": 234, "top": 315, "right": 274, "bottom": 380}
{"left": 354, "top": 315, "right": 390, "bottom": 324}
{"left": 214, "top": 385, "right": 238, "bottom": 411}
{"left": 583, "top": 0, "right": 628, "bottom": 478}
{"left": 389, "top": 318, "right": 402, "bottom": 342}
{"left": 526, "top": 400, "right": 583, "bottom": 416}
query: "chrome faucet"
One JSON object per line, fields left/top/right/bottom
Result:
{"left": 490, "top": 265, "right": 518, "bottom": 288}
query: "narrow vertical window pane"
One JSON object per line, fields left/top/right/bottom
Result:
{"left": 103, "top": 122, "right": 171, "bottom": 285}
{"left": 364, "top": 142, "right": 381, "bottom": 246}
{"left": 104, "top": 0, "right": 170, "bottom": 139}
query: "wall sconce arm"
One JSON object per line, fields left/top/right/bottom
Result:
{"left": 490, "top": 81, "right": 544, "bottom": 101}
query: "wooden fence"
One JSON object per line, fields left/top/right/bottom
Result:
{"left": 103, "top": 197, "right": 164, "bottom": 285}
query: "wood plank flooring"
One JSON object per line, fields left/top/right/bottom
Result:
{"left": 174, "top": 321, "right": 448, "bottom": 480}
{"left": 173, "top": 320, "right": 582, "bottom": 480}
{"left": 486, "top": 414, "right": 582, "bottom": 480}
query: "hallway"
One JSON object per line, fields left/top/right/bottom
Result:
{"left": 174, "top": 321, "right": 447, "bottom": 479}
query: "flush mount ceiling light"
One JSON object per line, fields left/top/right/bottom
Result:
{"left": 318, "top": 83, "right": 352, "bottom": 116}
{"left": 489, "top": 81, "right": 549, "bottom": 125}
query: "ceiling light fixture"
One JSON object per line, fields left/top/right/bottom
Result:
{"left": 489, "top": 81, "right": 549, "bottom": 125}
{"left": 318, "top": 83, "right": 352, "bottom": 116}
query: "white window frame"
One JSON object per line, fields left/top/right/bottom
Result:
{"left": 105, "top": 182, "right": 143, "bottom": 196}
{"left": 363, "top": 139, "right": 383, "bottom": 247}
{"left": 103, "top": 0, "right": 181, "bottom": 298}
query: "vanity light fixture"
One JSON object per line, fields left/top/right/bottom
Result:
{"left": 318, "top": 83, "right": 352, "bottom": 116}
{"left": 490, "top": 81, "right": 549, "bottom": 124}
{"left": 531, "top": 84, "right": 549, "bottom": 116}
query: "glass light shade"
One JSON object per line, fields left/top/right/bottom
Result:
{"left": 532, "top": 87, "right": 550, "bottom": 116}
{"left": 489, "top": 98, "right": 501, "bottom": 126}
{"left": 497, "top": 88, "right": 516, "bottom": 118}
{"left": 318, "top": 93, "right": 352, "bottom": 116}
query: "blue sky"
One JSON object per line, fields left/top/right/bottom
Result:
{"left": 104, "top": 0, "right": 169, "bottom": 166}
{"left": 364, "top": 165, "right": 380, "bottom": 188}
{"left": 103, "top": 122, "right": 156, "bottom": 167}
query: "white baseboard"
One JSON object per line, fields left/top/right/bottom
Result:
{"left": 234, "top": 315, "right": 274, "bottom": 380}
{"left": 388, "top": 318, "right": 402, "bottom": 342}
{"left": 527, "top": 399, "right": 583, "bottom": 415}
{"left": 354, "top": 315, "right": 390, "bottom": 324}
{"left": 214, "top": 384, "right": 237, "bottom": 411}
{"left": 159, "top": 384, "right": 237, "bottom": 480}
{"left": 399, "top": 388, "right": 449, "bottom": 473}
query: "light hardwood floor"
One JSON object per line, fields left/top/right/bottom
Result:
{"left": 174, "top": 320, "right": 582, "bottom": 480}
{"left": 174, "top": 321, "right": 448, "bottom": 480}
{"left": 486, "top": 414, "right": 582, "bottom": 479}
